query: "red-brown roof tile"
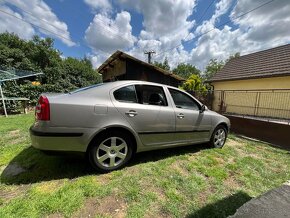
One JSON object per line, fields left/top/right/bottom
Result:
{"left": 208, "top": 44, "right": 290, "bottom": 82}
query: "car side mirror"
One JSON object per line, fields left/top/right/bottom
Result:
{"left": 200, "top": 104, "right": 206, "bottom": 113}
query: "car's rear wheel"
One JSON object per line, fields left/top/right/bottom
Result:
{"left": 88, "top": 131, "right": 133, "bottom": 173}
{"left": 209, "top": 125, "right": 227, "bottom": 148}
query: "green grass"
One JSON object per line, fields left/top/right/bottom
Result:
{"left": 0, "top": 114, "right": 290, "bottom": 218}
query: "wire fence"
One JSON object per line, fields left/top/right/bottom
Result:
{"left": 190, "top": 89, "right": 290, "bottom": 124}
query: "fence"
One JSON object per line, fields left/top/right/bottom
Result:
{"left": 191, "top": 89, "right": 290, "bottom": 123}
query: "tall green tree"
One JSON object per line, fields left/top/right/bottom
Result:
{"left": 173, "top": 63, "right": 200, "bottom": 79}
{"left": 203, "top": 59, "right": 224, "bottom": 81}
{"left": 153, "top": 57, "right": 170, "bottom": 71}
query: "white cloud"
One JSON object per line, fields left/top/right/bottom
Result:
{"left": 84, "top": 0, "right": 112, "bottom": 12}
{"left": 3, "top": 0, "right": 75, "bottom": 46}
{"left": 231, "top": 0, "right": 290, "bottom": 44}
{"left": 0, "top": 5, "right": 35, "bottom": 39}
{"left": 114, "top": 0, "right": 197, "bottom": 68}
{"left": 185, "top": 0, "right": 290, "bottom": 70}
{"left": 85, "top": 11, "right": 136, "bottom": 53}
{"left": 87, "top": 53, "right": 109, "bottom": 69}
{"left": 118, "top": 0, "right": 196, "bottom": 37}
{"left": 85, "top": 0, "right": 290, "bottom": 71}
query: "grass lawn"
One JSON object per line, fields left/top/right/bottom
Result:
{"left": 0, "top": 113, "right": 290, "bottom": 218}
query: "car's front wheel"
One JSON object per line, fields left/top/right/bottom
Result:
{"left": 88, "top": 131, "right": 133, "bottom": 173}
{"left": 209, "top": 125, "right": 227, "bottom": 148}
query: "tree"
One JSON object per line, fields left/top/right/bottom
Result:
{"left": 202, "top": 53, "right": 241, "bottom": 81}
{"left": 173, "top": 63, "right": 200, "bottom": 79}
{"left": 182, "top": 74, "right": 207, "bottom": 92}
{"left": 0, "top": 32, "right": 102, "bottom": 111}
{"left": 153, "top": 57, "right": 170, "bottom": 71}
{"left": 225, "top": 52, "right": 240, "bottom": 63}
{"left": 203, "top": 59, "right": 224, "bottom": 81}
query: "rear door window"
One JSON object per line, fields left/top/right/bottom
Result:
{"left": 135, "top": 85, "right": 167, "bottom": 106}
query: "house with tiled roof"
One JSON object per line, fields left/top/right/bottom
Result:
{"left": 207, "top": 44, "right": 290, "bottom": 119}
{"left": 208, "top": 44, "right": 290, "bottom": 90}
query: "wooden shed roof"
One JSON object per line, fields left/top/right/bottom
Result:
{"left": 208, "top": 44, "right": 290, "bottom": 82}
{"left": 97, "top": 50, "right": 185, "bottom": 81}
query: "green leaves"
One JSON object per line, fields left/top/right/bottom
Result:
{"left": 0, "top": 33, "right": 102, "bottom": 112}
{"left": 182, "top": 74, "right": 207, "bottom": 92}
{"left": 173, "top": 63, "right": 201, "bottom": 80}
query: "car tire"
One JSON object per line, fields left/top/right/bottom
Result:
{"left": 209, "top": 125, "right": 228, "bottom": 148}
{"left": 88, "top": 130, "right": 133, "bottom": 173}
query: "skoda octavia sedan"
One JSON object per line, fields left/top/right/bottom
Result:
{"left": 30, "top": 81, "right": 230, "bottom": 172}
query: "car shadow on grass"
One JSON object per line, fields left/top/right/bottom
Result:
{"left": 131, "top": 143, "right": 208, "bottom": 165}
{"left": 186, "top": 191, "right": 252, "bottom": 218}
{"left": 1, "top": 143, "right": 208, "bottom": 185}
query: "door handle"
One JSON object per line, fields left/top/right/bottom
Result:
{"left": 177, "top": 113, "right": 184, "bottom": 119}
{"left": 125, "top": 110, "right": 138, "bottom": 117}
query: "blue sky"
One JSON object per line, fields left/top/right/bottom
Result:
{"left": 0, "top": 0, "right": 289, "bottom": 70}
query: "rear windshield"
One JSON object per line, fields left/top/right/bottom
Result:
{"left": 69, "top": 83, "right": 104, "bottom": 94}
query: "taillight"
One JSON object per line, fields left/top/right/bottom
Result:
{"left": 35, "top": 95, "right": 50, "bottom": 121}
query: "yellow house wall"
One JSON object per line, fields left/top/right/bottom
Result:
{"left": 211, "top": 76, "right": 290, "bottom": 119}
{"left": 212, "top": 76, "right": 290, "bottom": 90}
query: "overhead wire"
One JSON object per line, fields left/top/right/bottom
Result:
{"left": 1, "top": 1, "right": 133, "bottom": 55}
{"left": 0, "top": 7, "right": 111, "bottom": 57}
{"left": 183, "top": 0, "right": 216, "bottom": 42}
{"left": 0, "top": 8, "right": 75, "bottom": 45}
{"left": 155, "top": 0, "right": 276, "bottom": 57}
{"left": 3, "top": 0, "right": 68, "bottom": 34}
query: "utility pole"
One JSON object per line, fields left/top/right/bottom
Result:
{"left": 144, "top": 50, "right": 156, "bottom": 64}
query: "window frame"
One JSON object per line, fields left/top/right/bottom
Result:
{"left": 168, "top": 88, "right": 202, "bottom": 111}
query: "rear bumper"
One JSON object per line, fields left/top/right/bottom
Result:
{"left": 30, "top": 127, "right": 88, "bottom": 152}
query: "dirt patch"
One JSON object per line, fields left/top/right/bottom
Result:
{"left": 170, "top": 161, "right": 189, "bottom": 177}
{"left": 73, "top": 197, "right": 98, "bottom": 218}
{"left": 214, "top": 156, "right": 226, "bottom": 164}
{"left": 95, "top": 174, "right": 112, "bottom": 185}
{"left": 227, "top": 139, "right": 243, "bottom": 148}
{"left": 47, "top": 213, "right": 63, "bottom": 218}
{"left": 224, "top": 177, "right": 241, "bottom": 191}
{"left": 74, "top": 195, "right": 127, "bottom": 218}
{"left": 0, "top": 185, "right": 30, "bottom": 202}
{"left": 96, "top": 195, "right": 127, "bottom": 217}
{"left": 8, "top": 130, "right": 20, "bottom": 137}
{"left": 1, "top": 163, "right": 26, "bottom": 177}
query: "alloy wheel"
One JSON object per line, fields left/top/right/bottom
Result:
{"left": 214, "top": 129, "right": 226, "bottom": 148}
{"left": 96, "top": 137, "right": 128, "bottom": 168}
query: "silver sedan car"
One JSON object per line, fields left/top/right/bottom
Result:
{"left": 30, "top": 81, "right": 230, "bottom": 172}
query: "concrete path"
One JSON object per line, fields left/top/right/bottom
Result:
{"left": 230, "top": 181, "right": 290, "bottom": 218}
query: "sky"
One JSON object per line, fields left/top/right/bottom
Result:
{"left": 0, "top": 0, "right": 289, "bottom": 70}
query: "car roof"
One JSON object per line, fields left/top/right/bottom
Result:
{"left": 103, "top": 80, "right": 178, "bottom": 90}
